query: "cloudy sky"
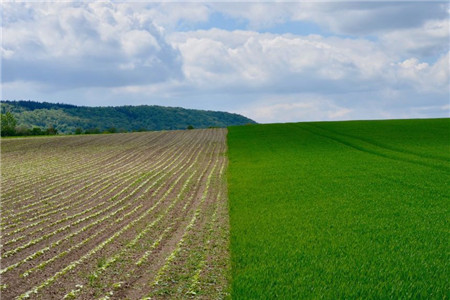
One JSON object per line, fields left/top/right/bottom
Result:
{"left": 2, "top": 1, "right": 449, "bottom": 123}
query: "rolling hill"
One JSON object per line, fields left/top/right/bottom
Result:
{"left": 1, "top": 100, "right": 256, "bottom": 134}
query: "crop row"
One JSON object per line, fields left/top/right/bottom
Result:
{"left": 1, "top": 131, "right": 192, "bottom": 242}
{"left": 3, "top": 131, "right": 190, "bottom": 224}
{"left": 1, "top": 129, "right": 228, "bottom": 299}
{"left": 1, "top": 132, "right": 168, "bottom": 219}
{"left": 1, "top": 133, "right": 150, "bottom": 203}
{"left": 1, "top": 132, "right": 169, "bottom": 211}
{"left": 61, "top": 131, "right": 225, "bottom": 299}
{"left": 1, "top": 133, "right": 149, "bottom": 188}
{"left": 1, "top": 130, "right": 205, "bottom": 266}
{"left": 63, "top": 140, "right": 215, "bottom": 299}
{"left": 145, "top": 156, "right": 227, "bottom": 298}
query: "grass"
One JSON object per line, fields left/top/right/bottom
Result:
{"left": 227, "top": 118, "right": 449, "bottom": 299}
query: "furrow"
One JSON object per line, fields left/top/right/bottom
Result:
{"left": 14, "top": 131, "right": 210, "bottom": 299}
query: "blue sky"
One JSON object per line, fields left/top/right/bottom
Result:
{"left": 1, "top": 1, "right": 449, "bottom": 123}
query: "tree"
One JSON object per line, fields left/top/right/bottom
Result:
{"left": 31, "top": 127, "right": 44, "bottom": 135}
{"left": 85, "top": 128, "right": 100, "bottom": 134}
{"left": 187, "top": 125, "right": 194, "bottom": 130}
{"left": 106, "top": 127, "right": 117, "bottom": 133}
{"left": 46, "top": 125, "right": 58, "bottom": 135}
{"left": 1, "top": 112, "right": 17, "bottom": 136}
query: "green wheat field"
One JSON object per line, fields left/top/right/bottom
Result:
{"left": 228, "top": 118, "right": 449, "bottom": 299}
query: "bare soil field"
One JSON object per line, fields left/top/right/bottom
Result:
{"left": 0, "top": 129, "right": 229, "bottom": 299}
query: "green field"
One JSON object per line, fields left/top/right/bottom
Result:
{"left": 228, "top": 119, "right": 449, "bottom": 298}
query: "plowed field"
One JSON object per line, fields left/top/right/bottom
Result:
{"left": 1, "top": 129, "right": 229, "bottom": 299}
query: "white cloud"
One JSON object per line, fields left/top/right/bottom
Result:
{"left": 393, "top": 52, "right": 449, "bottom": 93}
{"left": 151, "top": 3, "right": 211, "bottom": 30}
{"left": 206, "top": 2, "right": 449, "bottom": 62}
{"left": 380, "top": 19, "right": 449, "bottom": 58}
{"left": 1, "top": 2, "right": 183, "bottom": 89}
{"left": 237, "top": 94, "right": 354, "bottom": 123}
{"left": 169, "top": 29, "right": 447, "bottom": 95}
{"left": 204, "top": 2, "right": 448, "bottom": 37}
{"left": 294, "top": 2, "right": 448, "bottom": 36}
{"left": 208, "top": 3, "right": 293, "bottom": 30}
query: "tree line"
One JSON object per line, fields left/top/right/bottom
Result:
{"left": 1, "top": 112, "right": 197, "bottom": 137}
{"left": 1, "top": 112, "right": 58, "bottom": 137}
{"left": 0, "top": 112, "right": 123, "bottom": 137}
{"left": 1, "top": 100, "right": 256, "bottom": 134}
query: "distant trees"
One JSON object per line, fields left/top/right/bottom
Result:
{"left": 46, "top": 125, "right": 58, "bottom": 135}
{"left": 84, "top": 128, "right": 101, "bottom": 134}
{"left": 1, "top": 111, "right": 58, "bottom": 137}
{"left": 1, "top": 112, "right": 17, "bottom": 136}
{"left": 133, "top": 127, "right": 147, "bottom": 132}
{"left": 30, "top": 127, "right": 45, "bottom": 135}
{"left": 74, "top": 126, "right": 124, "bottom": 135}
{"left": 1, "top": 100, "right": 256, "bottom": 134}
{"left": 23, "top": 127, "right": 58, "bottom": 136}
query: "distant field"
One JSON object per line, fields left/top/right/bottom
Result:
{"left": 228, "top": 119, "right": 449, "bottom": 298}
{"left": 1, "top": 129, "right": 229, "bottom": 299}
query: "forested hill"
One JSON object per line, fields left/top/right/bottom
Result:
{"left": 1, "top": 100, "right": 256, "bottom": 134}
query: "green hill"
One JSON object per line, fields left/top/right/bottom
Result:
{"left": 1, "top": 100, "right": 256, "bottom": 134}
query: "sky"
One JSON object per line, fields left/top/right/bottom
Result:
{"left": 1, "top": 1, "right": 449, "bottom": 123}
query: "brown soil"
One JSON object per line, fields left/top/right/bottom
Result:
{"left": 0, "top": 129, "right": 229, "bottom": 300}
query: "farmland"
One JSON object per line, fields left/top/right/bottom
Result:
{"left": 2, "top": 118, "right": 449, "bottom": 299}
{"left": 228, "top": 119, "right": 449, "bottom": 298}
{"left": 0, "top": 129, "right": 229, "bottom": 299}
